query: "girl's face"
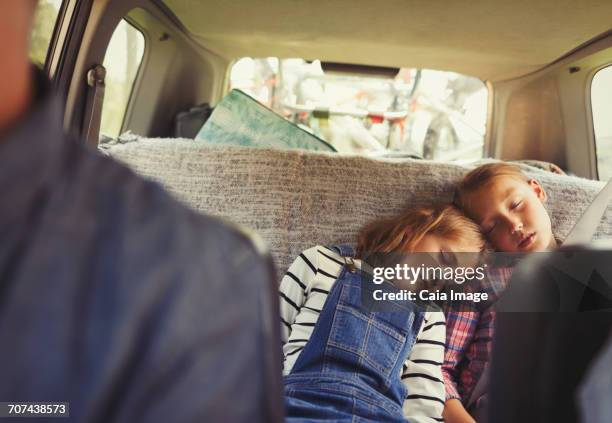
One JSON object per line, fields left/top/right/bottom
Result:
{"left": 413, "top": 234, "right": 479, "bottom": 254}
{"left": 463, "top": 176, "right": 556, "bottom": 252}
{"left": 413, "top": 234, "right": 481, "bottom": 268}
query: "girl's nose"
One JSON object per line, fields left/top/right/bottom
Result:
{"left": 505, "top": 216, "right": 523, "bottom": 234}
{"left": 510, "top": 220, "right": 523, "bottom": 234}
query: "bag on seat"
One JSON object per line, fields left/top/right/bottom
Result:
{"left": 174, "top": 103, "right": 214, "bottom": 138}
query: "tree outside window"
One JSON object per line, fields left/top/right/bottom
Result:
{"left": 30, "top": 0, "right": 63, "bottom": 68}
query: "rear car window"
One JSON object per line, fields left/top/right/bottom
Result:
{"left": 100, "top": 19, "right": 145, "bottom": 138}
{"left": 591, "top": 66, "right": 612, "bottom": 180}
{"left": 230, "top": 58, "right": 488, "bottom": 160}
{"left": 29, "top": 0, "right": 64, "bottom": 68}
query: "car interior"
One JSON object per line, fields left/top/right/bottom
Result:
{"left": 31, "top": 0, "right": 612, "bottom": 421}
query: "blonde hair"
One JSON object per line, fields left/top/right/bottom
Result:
{"left": 454, "top": 163, "right": 529, "bottom": 212}
{"left": 355, "top": 204, "right": 486, "bottom": 257}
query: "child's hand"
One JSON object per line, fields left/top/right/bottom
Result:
{"left": 443, "top": 398, "right": 477, "bottom": 423}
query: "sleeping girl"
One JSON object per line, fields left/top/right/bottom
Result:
{"left": 279, "top": 204, "right": 487, "bottom": 423}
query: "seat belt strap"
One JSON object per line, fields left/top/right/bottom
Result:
{"left": 467, "top": 366, "right": 489, "bottom": 408}
{"left": 83, "top": 64, "right": 106, "bottom": 147}
{"left": 562, "top": 178, "right": 612, "bottom": 245}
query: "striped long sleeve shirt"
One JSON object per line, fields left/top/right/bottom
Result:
{"left": 279, "top": 246, "right": 446, "bottom": 423}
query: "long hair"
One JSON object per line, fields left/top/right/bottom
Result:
{"left": 454, "top": 163, "right": 529, "bottom": 212}
{"left": 355, "top": 204, "right": 486, "bottom": 258}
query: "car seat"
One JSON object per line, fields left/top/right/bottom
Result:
{"left": 488, "top": 244, "right": 612, "bottom": 423}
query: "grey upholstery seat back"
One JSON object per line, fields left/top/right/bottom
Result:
{"left": 103, "top": 138, "right": 612, "bottom": 277}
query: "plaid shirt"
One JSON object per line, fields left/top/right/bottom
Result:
{"left": 442, "top": 267, "right": 513, "bottom": 402}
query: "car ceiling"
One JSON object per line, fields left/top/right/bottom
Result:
{"left": 160, "top": 0, "right": 612, "bottom": 81}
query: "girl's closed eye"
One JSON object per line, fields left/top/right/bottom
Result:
{"left": 511, "top": 200, "right": 523, "bottom": 210}
{"left": 482, "top": 222, "right": 496, "bottom": 234}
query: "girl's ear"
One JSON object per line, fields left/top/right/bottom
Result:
{"left": 528, "top": 178, "right": 547, "bottom": 202}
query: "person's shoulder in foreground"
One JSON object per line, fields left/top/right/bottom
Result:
{"left": 0, "top": 73, "right": 282, "bottom": 423}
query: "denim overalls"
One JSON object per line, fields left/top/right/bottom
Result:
{"left": 284, "top": 245, "right": 425, "bottom": 422}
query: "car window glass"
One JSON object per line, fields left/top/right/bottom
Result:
{"left": 29, "top": 0, "right": 64, "bottom": 68}
{"left": 100, "top": 19, "right": 145, "bottom": 138}
{"left": 592, "top": 66, "right": 612, "bottom": 181}
{"left": 230, "top": 58, "right": 488, "bottom": 159}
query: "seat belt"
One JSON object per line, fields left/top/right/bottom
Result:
{"left": 562, "top": 178, "right": 612, "bottom": 245}
{"left": 82, "top": 64, "right": 106, "bottom": 147}
{"left": 466, "top": 178, "right": 612, "bottom": 412}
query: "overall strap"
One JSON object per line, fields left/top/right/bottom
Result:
{"left": 329, "top": 245, "right": 357, "bottom": 273}
{"left": 329, "top": 244, "right": 355, "bottom": 258}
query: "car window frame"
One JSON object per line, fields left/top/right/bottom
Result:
{"left": 588, "top": 62, "right": 612, "bottom": 180}
{"left": 100, "top": 16, "right": 148, "bottom": 138}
